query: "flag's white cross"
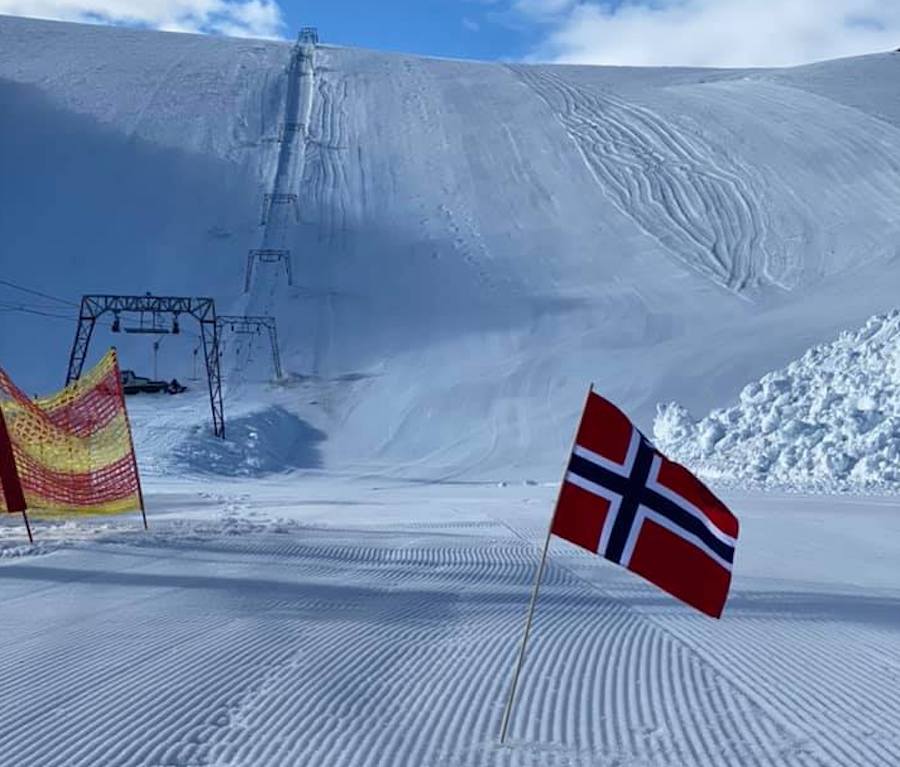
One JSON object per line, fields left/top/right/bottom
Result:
{"left": 565, "top": 429, "right": 736, "bottom": 570}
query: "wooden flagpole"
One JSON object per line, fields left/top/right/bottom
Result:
{"left": 123, "top": 392, "right": 148, "bottom": 531}
{"left": 499, "top": 383, "right": 593, "bottom": 745}
{"left": 125, "top": 406, "right": 148, "bottom": 532}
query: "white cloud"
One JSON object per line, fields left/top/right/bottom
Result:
{"left": 524, "top": 0, "right": 900, "bottom": 67}
{"left": 0, "top": 0, "right": 285, "bottom": 38}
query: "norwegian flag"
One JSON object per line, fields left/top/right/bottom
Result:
{"left": 553, "top": 390, "right": 739, "bottom": 618}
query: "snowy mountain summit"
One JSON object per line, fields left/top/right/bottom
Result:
{"left": 2, "top": 16, "right": 900, "bottom": 483}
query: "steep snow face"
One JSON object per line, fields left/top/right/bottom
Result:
{"left": 2, "top": 17, "right": 900, "bottom": 480}
{"left": 655, "top": 311, "right": 900, "bottom": 491}
{"left": 241, "top": 46, "right": 900, "bottom": 478}
{"left": 0, "top": 16, "right": 291, "bottom": 389}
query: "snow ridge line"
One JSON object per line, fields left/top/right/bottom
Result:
{"left": 510, "top": 66, "right": 784, "bottom": 293}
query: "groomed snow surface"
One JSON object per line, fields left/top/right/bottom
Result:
{"left": 2, "top": 14, "right": 900, "bottom": 767}
{"left": 3, "top": 481, "right": 900, "bottom": 767}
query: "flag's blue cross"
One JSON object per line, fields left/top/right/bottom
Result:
{"left": 567, "top": 437, "right": 734, "bottom": 565}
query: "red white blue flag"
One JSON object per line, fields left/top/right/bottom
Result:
{"left": 552, "top": 391, "right": 739, "bottom": 618}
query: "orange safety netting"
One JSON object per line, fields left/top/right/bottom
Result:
{"left": 0, "top": 349, "right": 142, "bottom": 516}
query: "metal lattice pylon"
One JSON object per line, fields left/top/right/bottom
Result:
{"left": 260, "top": 193, "right": 300, "bottom": 226}
{"left": 298, "top": 27, "right": 319, "bottom": 45}
{"left": 66, "top": 295, "right": 225, "bottom": 438}
{"left": 245, "top": 249, "right": 293, "bottom": 293}
{"left": 216, "top": 315, "right": 283, "bottom": 380}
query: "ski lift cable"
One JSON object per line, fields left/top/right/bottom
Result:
{"left": 0, "top": 279, "right": 78, "bottom": 307}
{"left": 0, "top": 304, "right": 74, "bottom": 322}
{"left": 0, "top": 278, "right": 207, "bottom": 342}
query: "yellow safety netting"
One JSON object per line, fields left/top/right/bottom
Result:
{"left": 0, "top": 349, "right": 142, "bottom": 515}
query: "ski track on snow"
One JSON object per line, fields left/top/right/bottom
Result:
{"left": 509, "top": 525, "right": 900, "bottom": 767}
{"left": 301, "top": 55, "right": 350, "bottom": 378}
{"left": 399, "top": 59, "right": 500, "bottom": 293}
{"left": 3, "top": 509, "right": 897, "bottom": 767}
{"left": 511, "top": 66, "right": 783, "bottom": 293}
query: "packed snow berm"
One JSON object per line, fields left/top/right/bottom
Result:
{"left": 656, "top": 310, "right": 900, "bottom": 491}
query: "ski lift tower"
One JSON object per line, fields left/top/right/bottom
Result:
{"left": 298, "top": 27, "right": 318, "bottom": 45}
{"left": 216, "top": 315, "right": 283, "bottom": 381}
{"left": 66, "top": 294, "right": 226, "bottom": 438}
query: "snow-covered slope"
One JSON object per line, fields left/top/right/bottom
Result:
{"left": 3, "top": 19, "right": 900, "bottom": 767}
{"left": 2, "top": 16, "right": 900, "bottom": 481}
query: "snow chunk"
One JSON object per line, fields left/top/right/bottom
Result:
{"left": 654, "top": 310, "right": 900, "bottom": 491}
{"left": 171, "top": 406, "right": 326, "bottom": 477}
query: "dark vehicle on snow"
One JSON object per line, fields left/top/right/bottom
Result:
{"left": 120, "top": 370, "right": 187, "bottom": 395}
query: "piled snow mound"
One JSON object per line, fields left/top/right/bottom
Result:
{"left": 170, "top": 406, "right": 326, "bottom": 477}
{"left": 654, "top": 311, "right": 900, "bottom": 491}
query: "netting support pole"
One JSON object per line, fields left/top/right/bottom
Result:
{"left": 125, "top": 422, "right": 148, "bottom": 531}
{"left": 135, "top": 476, "right": 148, "bottom": 531}
{"left": 22, "top": 511, "right": 33, "bottom": 544}
{"left": 0, "top": 404, "right": 30, "bottom": 543}
{"left": 113, "top": 348, "right": 149, "bottom": 530}
{"left": 130, "top": 413, "right": 148, "bottom": 531}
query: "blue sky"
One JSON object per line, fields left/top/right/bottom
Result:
{"left": 261, "top": 0, "right": 900, "bottom": 67}
{"left": 277, "top": 1, "right": 549, "bottom": 62}
{"left": 1, "top": 1, "right": 899, "bottom": 68}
